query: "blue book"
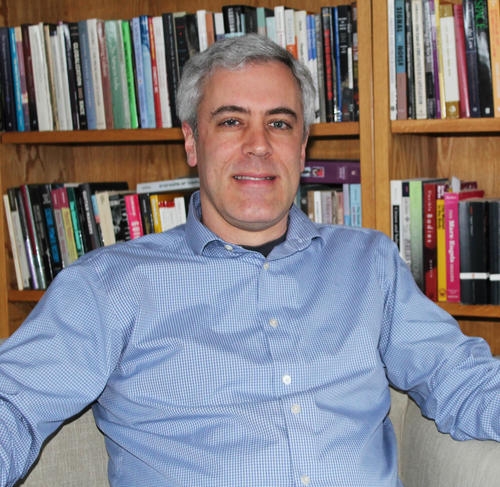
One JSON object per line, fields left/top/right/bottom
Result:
{"left": 131, "top": 17, "right": 148, "bottom": 128}
{"left": 349, "top": 183, "right": 362, "bottom": 228}
{"left": 332, "top": 7, "right": 342, "bottom": 122}
{"left": 78, "top": 20, "right": 97, "bottom": 129}
{"left": 139, "top": 15, "right": 155, "bottom": 128}
{"left": 8, "top": 27, "right": 24, "bottom": 131}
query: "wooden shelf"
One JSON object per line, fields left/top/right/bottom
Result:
{"left": 392, "top": 118, "right": 500, "bottom": 135}
{"left": 1, "top": 122, "right": 359, "bottom": 145}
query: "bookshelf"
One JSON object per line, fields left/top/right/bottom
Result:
{"left": 0, "top": 0, "right": 375, "bottom": 336}
{"left": 372, "top": 0, "right": 500, "bottom": 354}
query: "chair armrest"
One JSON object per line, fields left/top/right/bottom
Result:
{"left": 400, "top": 399, "right": 500, "bottom": 487}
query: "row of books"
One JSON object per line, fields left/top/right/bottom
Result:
{"left": 390, "top": 176, "right": 500, "bottom": 305}
{"left": 388, "top": 0, "right": 500, "bottom": 120}
{"left": 0, "top": 3, "right": 359, "bottom": 133}
{"left": 297, "top": 158, "right": 362, "bottom": 226}
{"left": 3, "top": 177, "right": 200, "bottom": 290}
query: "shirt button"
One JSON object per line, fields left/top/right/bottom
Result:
{"left": 282, "top": 374, "right": 292, "bottom": 385}
{"left": 291, "top": 403, "right": 301, "bottom": 414}
{"left": 269, "top": 318, "right": 278, "bottom": 328}
{"left": 224, "top": 244, "right": 233, "bottom": 251}
{"left": 300, "top": 474, "right": 311, "bottom": 485}
{"left": 263, "top": 262, "right": 270, "bottom": 270}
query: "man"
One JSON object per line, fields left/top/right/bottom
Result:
{"left": 0, "top": 34, "right": 499, "bottom": 487}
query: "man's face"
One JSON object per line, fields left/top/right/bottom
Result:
{"left": 182, "top": 61, "right": 308, "bottom": 246}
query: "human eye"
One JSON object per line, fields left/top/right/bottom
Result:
{"left": 219, "top": 118, "right": 241, "bottom": 127}
{"left": 269, "top": 119, "right": 292, "bottom": 130}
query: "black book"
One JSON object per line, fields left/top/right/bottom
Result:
{"left": 0, "top": 26, "right": 17, "bottom": 131}
{"left": 68, "top": 22, "right": 88, "bottom": 130}
{"left": 162, "top": 12, "right": 180, "bottom": 126}
{"left": 488, "top": 199, "right": 500, "bottom": 304}
{"left": 462, "top": 0, "right": 481, "bottom": 117}
{"left": 459, "top": 198, "right": 489, "bottom": 304}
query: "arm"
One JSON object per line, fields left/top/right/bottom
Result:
{"left": 0, "top": 255, "right": 124, "bottom": 485}
{"left": 378, "top": 235, "right": 500, "bottom": 441}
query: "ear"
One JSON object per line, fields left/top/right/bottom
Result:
{"left": 182, "top": 122, "right": 198, "bottom": 168}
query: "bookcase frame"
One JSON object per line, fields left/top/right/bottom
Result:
{"left": 2, "top": 0, "right": 500, "bottom": 354}
{"left": 372, "top": 0, "right": 500, "bottom": 353}
{"left": 0, "top": 0, "right": 375, "bottom": 336}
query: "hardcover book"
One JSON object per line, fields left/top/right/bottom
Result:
{"left": 300, "top": 159, "right": 360, "bottom": 184}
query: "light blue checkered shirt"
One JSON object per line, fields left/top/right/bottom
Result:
{"left": 1, "top": 191, "right": 500, "bottom": 486}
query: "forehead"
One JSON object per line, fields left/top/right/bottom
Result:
{"left": 200, "top": 61, "right": 302, "bottom": 106}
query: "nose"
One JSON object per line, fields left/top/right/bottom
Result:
{"left": 242, "top": 124, "right": 272, "bottom": 158}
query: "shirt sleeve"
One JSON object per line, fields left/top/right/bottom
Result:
{"left": 378, "top": 233, "right": 500, "bottom": 442}
{"left": 0, "top": 255, "right": 124, "bottom": 485}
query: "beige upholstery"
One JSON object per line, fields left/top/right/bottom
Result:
{"left": 13, "top": 389, "right": 500, "bottom": 486}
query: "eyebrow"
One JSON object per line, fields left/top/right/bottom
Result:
{"left": 210, "top": 105, "right": 298, "bottom": 120}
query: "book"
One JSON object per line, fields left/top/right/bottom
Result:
{"left": 3, "top": 190, "right": 31, "bottom": 289}
{"left": 149, "top": 192, "right": 188, "bottom": 232}
{"left": 96, "top": 19, "right": 113, "bottom": 129}
{"left": 59, "top": 22, "right": 80, "bottom": 130}
{"left": 65, "top": 185, "right": 85, "bottom": 258}
{"left": 439, "top": 3, "right": 460, "bottom": 118}
{"left": 411, "top": 0, "right": 427, "bottom": 119}
{"left": 140, "top": 15, "right": 156, "bottom": 128}
{"left": 405, "top": 0, "right": 416, "bottom": 119}
{"left": 67, "top": 22, "right": 87, "bottom": 130}
{"left": 138, "top": 192, "right": 154, "bottom": 235}
{"left": 147, "top": 16, "right": 162, "bottom": 128}
{"left": 50, "top": 185, "right": 78, "bottom": 267}
{"left": 94, "top": 190, "right": 127, "bottom": 246}
{"left": 131, "top": 16, "right": 148, "bottom": 129}
{"left": 388, "top": 0, "right": 398, "bottom": 120}
{"left": 444, "top": 191, "right": 461, "bottom": 302}
{"left": 453, "top": 4, "right": 470, "bottom": 118}
{"left": 459, "top": 198, "right": 489, "bottom": 304}
{"left": 349, "top": 183, "right": 362, "bottom": 227}
{"left": 20, "top": 23, "right": 38, "bottom": 130}
{"left": 162, "top": 12, "right": 180, "bottom": 127}
{"left": 422, "top": 0, "right": 436, "bottom": 118}
{"left": 8, "top": 27, "right": 24, "bottom": 131}
{"left": 15, "top": 187, "right": 39, "bottom": 289}
{"left": 487, "top": 0, "right": 500, "bottom": 116}
{"left": 152, "top": 16, "right": 172, "bottom": 128}
{"left": 78, "top": 19, "right": 97, "bottom": 129}
{"left": 390, "top": 179, "right": 403, "bottom": 256}
{"left": 43, "top": 23, "right": 61, "bottom": 130}
{"left": 462, "top": 0, "right": 481, "bottom": 117}
{"left": 395, "top": 0, "right": 408, "bottom": 119}
{"left": 104, "top": 19, "right": 130, "bottom": 129}
{"left": 320, "top": 7, "right": 338, "bottom": 122}
{"left": 300, "top": 159, "right": 360, "bottom": 184}
{"left": 488, "top": 199, "right": 500, "bottom": 303}
{"left": 0, "top": 27, "right": 17, "bottom": 132}
{"left": 124, "top": 193, "right": 144, "bottom": 239}
{"left": 474, "top": 0, "right": 494, "bottom": 117}
{"left": 435, "top": 181, "right": 447, "bottom": 301}
{"left": 428, "top": 0, "right": 442, "bottom": 119}
{"left": 86, "top": 18, "right": 106, "bottom": 129}
{"left": 20, "top": 184, "right": 50, "bottom": 288}
{"left": 55, "top": 23, "right": 74, "bottom": 130}
{"left": 136, "top": 176, "right": 200, "bottom": 194}
{"left": 120, "top": 20, "right": 138, "bottom": 129}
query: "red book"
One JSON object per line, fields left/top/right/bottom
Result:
{"left": 423, "top": 181, "right": 439, "bottom": 301}
{"left": 453, "top": 4, "right": 470, "bottom": 118}
{"left": 148, "top": 16, "right": 162, "bottom": 128}
{"left": 444, "top": 192, "right": 461, "bottom": 302}
{"left": 124, "top": 193, "right": 144, "bottom": 239}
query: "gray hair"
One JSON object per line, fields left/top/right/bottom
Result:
{"left": 176, "top": 34, "right": 316, "bottom": 138}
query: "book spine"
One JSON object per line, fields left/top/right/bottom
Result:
{"left": 131, "top": 17, "right": 148, "bottom": 128}
{"left": 50, "top": 186, "right": 71, "bottom": 267}
{"left": 462, "top": 0, "right": 481, "bottom": 117}
{"left": 388, "top": 0, "right": 398, "bottom": 120}
{"left": 321, "top": 7, "right": 336, "bottom": 123}
{"left": 395, "top": 0, "right": 408, "bottom": 119}
{"left": 405, "top": 0, "right": 416, "bottom": 118}
{"left": 428, "top": 0, "right": 442, "bottom": 118}
{"left": 488, "top": 200, "right": 500, "bottom": 303}
{"left": 390, "top": 179, "right": 403, "bottom": 254}
{"left": 124, "top": 193, "right": 144, "bottom": 239}
{"left": 487, "top": 0, "right": 500, "bottom": 116}
{"left": 0, "top": 27, "right": 18, "bottom": 131}
{"left": 409, "top": 179, "right": 424, "bottom": 290}
{"left": 444, "top": 192, "right": 460, "bottom": 302}
{"left": 8, "top": 27, "right": 24, "bottom": 131}
{"left": 15, "top": 27, "right": 31, "bottom": 131}
{"left": 68, "top": 22, "right": 88, "bottom": 130}
{"left": 121, "top": 20, "right": 139, "bottom": 129}
{"left": 152, "top": 16, "right": 172, "bottom": 128}
{"left": 60, "top": 22, "right": 80, "bottom": 130}
{"left": 411, "top": 0, "right": 428, "bottom": 119}
{"left": 78, "top": 20, "right": 97, "bottom": 129}
{"left": 21, "top": 24, "right": 38, "bottom": 130}
{"left": 435, "top": 182, "right": 447, "bottom": 301}
{"left": 147, "top": 16, "right": 162, "bottom": 128}
{"left": 39, "top": 183, "right": 63, "bottom": 278}
{"left": 87, "top": 19, "right": 106, "bottom": 129}
{"left": 349, "top": 183, "right": 362, "bottom": 227}
{"left": 43, "top": 23, "right": 60, "bottom": 130}
{"left": 162, "top": 12, "right": 180, "bottom": 127}
{"left": 422, "top": 0, "right": 436, "bottom": 118}
{"left": 423, "top": 181, "right": 438, "bottom": 300}
{"left": 453, "top": 4, "right": 471, "bottom": 118}
{"left": 474, "top": 0, "right": 494, "bottom": 117}
{"left": 336, "top": 5, "right": 354, "bottom": 121}
{"left": 96, "top": 19, "right": 113, "bottom": 129}
{"left": 439, "top": 3, "right": 460, "bottom": 118}
{"left": 140, "top": 15, "right": 156, "bottom": 128}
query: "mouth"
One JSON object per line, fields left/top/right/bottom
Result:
{"left": 233, "top": 175, "right": 276, "bottom": 181}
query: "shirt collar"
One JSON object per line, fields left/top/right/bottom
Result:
{"left": 185, "top": 191, "right": 323, "bottom": 257}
